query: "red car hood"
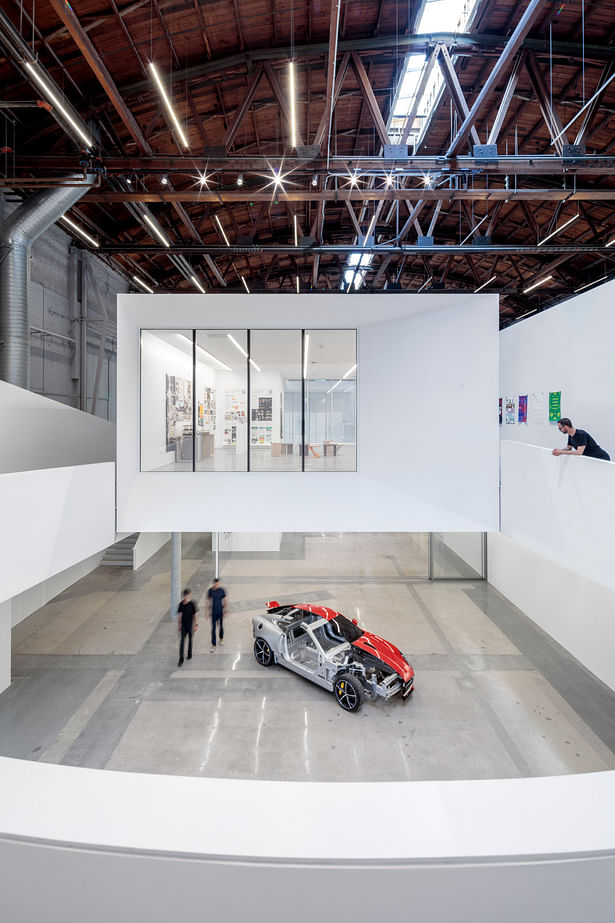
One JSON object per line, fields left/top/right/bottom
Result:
{"left": 352, "top": 632, "right": 413, "bottom": 683}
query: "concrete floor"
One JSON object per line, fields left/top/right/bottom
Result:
{"left": 3, "top": 532, "right": 615, "bottom": 782}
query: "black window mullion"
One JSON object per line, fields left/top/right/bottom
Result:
{"left": 192, "top": 329, "right": 196, "bottom": 472}
{"left": 301, "top": 329, "right": 305, "bottom": 472}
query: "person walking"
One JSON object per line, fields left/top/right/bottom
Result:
{"left": 177, "top": 588, "right": 198, "bottom": 667}
{"left": 552, "top": 418, "right": 610, "bottom": 460}
{"left": 207, "top": 577, "right": 227, "bottom": 652}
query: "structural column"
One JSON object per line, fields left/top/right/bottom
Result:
{"left": 170, "top": 532, "right": 181, "bottom": 619}
{"left": 0, "top": 599, "right": 11, "bottom": 694}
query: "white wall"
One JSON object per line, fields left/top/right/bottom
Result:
{"left": 133, "top": 532, "right": 170, "bottom": 570}
{"left": 499, "top": 280, "right": 615, "bottom": 455}
{"left": 0, "top": 380, "right": 116, "bottom": 473}
{"left": 0, "top": 463, "right": 116, "bottom": 606}
{"left": 0, "top": 756, "right": 614, "bottom": 922}
{"left": 117, "top": 294, "right": 499, "bottom": 533}
{"left": 10, "top": 551, "right": 105, "bottom": 629}
{"left": 488, "top": 441, "right": 615, "bottom": 690}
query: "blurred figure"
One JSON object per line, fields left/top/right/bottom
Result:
{"left": 208, "top": 577, "right": 227, "bottom": 652}
{"left": 177, "top": 588, "right": 198, "bottom": 667}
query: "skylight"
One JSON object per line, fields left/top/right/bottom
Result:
{"left": 389, "top": 0, "right": 480, "bottom": 148}
{"left": 341, "top": 252, "right": 374, "bottom": 291}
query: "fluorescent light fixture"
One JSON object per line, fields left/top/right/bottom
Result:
{"left": 343, "top": 363, "right": 357, "bottom": 379}
{"left": 460, "top": 213, "right": 488, "bottom": 246}
{"left": 575, "top": 275, "right": 607, "bottom": 293}
{"left": 296, "top": 275, "right": 300, "bottom": 293}
{"left": 190, "top": 274, "right": 206, "bottom": 293}
{"left": 538, "top": 213, "right": 579, "bottom": 246}
{"left": 249, "top": 358, "right": 261, "bottom": 372}
{"left": 149, "top": 61, "right": 189, "bottom": 149}
{"left": 362, "top": 213, "right": 377, "bottom": 246}
{"left": 474, "top": 275, "right": 497, "bottom": 293}
{"left": 606, "top": 236, "right": 615, "bottom": 247}
{"left": 303, "top": 332, "right": 309, "bottom": 378}
{"left": 185, "top": 336, "right": 231, "bottom": 371}
{"left": 294, "top": 213, "right": 298, "bottom": 247}
{"left": 517, "top": 308, "right": 538, "bottom": 320}
{"left": 523, "top": 274, "right": 552, "bottom": 294}
{"left": 241, "top": 275, "right": 250, "bottom": 293}
{"left": 417, "top": 276, "right": 433, "bottom": 293}
{"left": 143, "top": 212, "right": 170, "bottom": 247}
{"left": 132, "top": 275, "right": 154, "bottom": 293}
{"left": 60, "top": 215, "right": 99, "bottom": 248}
{"left": 214, "top": 214, "right": 230, "bottom": 246}
{"left": 24, "top": 61, "right": 93, "bottom": 148}
{"left": 327, "top": 379, "right": 342, "bottom": 394}
{"left": 289, "top": 60, "right": 297, "bottom": 148}
{"left": 227, "top": 333, "right": 248, "bottom": 358}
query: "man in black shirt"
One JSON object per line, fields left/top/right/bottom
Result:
{"left": 207, "top": 577, "right": 227, "bottom": 652}
{"left": 553, "top": 418, "right": 610, "bottom": 461}
{"left": 177, "top": 588, "right": 198, "bottom": 667}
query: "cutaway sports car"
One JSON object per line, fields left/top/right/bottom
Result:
{"left": 252, "top": 602, "right": 415, "bottom": 712}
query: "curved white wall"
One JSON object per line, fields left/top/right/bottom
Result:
{"left": 0, "top": 757, "right": 614, "bottom": 922}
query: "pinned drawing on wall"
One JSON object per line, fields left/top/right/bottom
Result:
{"left": 549, "top": 390, "right": 562, "bottom": 422}
{"left": 505, "top": 396, "right": 516, "bottom": 424}
{"left": 499, "top": 398, "right": 502, "bottom": 425}
{"left": 518, "top": 395, "right": 528, "bottom": 423}
{"left": 531, "top": 391, "right": 546, "bottom": 423}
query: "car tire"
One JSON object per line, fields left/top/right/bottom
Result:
{"left": 334, "top": 673, "right": 363, "bottom": 712}
{"left": 254, "top": 637, "right": 275, "bottom": 666}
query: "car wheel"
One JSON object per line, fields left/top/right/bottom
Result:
{"left": 334, "top": 673, "right": 363, "bottom": 712}
{"left": 254, "top": 637, "right": 274, "bottom": 666}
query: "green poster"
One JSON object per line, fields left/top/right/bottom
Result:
{"left": 548, "top": 391, "right": 561, "bottom": 422}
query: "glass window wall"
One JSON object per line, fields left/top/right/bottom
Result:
{"left": 304, "top": 329, "right": 357, "bottom": 471}
{"left": 140, "top": 330, "right": 194, "bottom": 472}
{"left": 250, "top": 330, "right": 302, "bottom": 471}
{"left": 195, "top": 331, "right": 248, "bottom": 471}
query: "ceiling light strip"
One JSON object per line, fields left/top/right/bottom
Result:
{"left": 24, "top": 61, "right": 93, "bottom": 148}
{"left": 60, "top": 215, "right": 99, "bottom": 248}
{"left": 149, "top": 61, "right": 189, "bottom": 149}
{"left": 241, "top": 275, "right": 250, "bottom": 293}
{"left": 227, "top": 334, "right": 248, "bottom": 358}
{"left": 214, "top": 214, "right": 230, "bottom": 246}
{"left": 190, "top": 274, "right": 206, "bottom": 293}
{"left": 143, "top": 213, "right": 170, "bottom": 248}
{"left": 132, "top": 275, "right": 154, "bottom": 293}
{"left": 303, "top": 332, "right": 309, "bottom": 378}
{"left": 289, "top": 60, "right": 297, "bottom": 148}
{"left": 474, "top": 275, "right": 497, "bottom": 293}
{"left": 523, "top": 274, "right": 552, "bottom": 294}
{"left": 538, "top": 214, "right": 579, "bottom": 246}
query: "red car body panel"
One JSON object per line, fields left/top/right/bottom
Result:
{"left": 279, "top": 603, "right": 414, "bottom": 684}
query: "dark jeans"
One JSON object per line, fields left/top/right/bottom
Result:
{"left": 211, "top": 613, "right": 224, "bottom": 646}
{"left": 179, "top": 626, "right": 193, "bottom": 662}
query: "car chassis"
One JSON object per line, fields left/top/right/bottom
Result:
{"left": 252, "top": 604, "right": 414, "bottom": 711}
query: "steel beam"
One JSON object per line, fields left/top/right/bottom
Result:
{"left": 95, "top": 243, "right": 610, "bottom": 255}
{"left": 313, "top": 51, "right": 350, "bottom": 149}
{"left": 525, "top": 55, "right": 568, "bottom": 156}
{"left": 487, "top": 54, "right": 523, "bottom": 146}
{"left": 351, "top": 53, "right": 390, "bottom": 148}
{"left": 222, "top": 66, "right": 264, "bottom": 151}
{"left": 400, "top": 47, "right": 440, "bottom": 145}
{"left": 316, "top": 0, "right": 343, "bottom": 152}
{"left": 575, "top": 59, "right": 615, "bottom": 148}
{"left": 447, "top": 0, "right": 549, "bottom": 156}
{"left": 436, "top": 45, "right": 481, "bottom": 147}
{"left": 263, "top": 62, "right": 304, "bottom": 148}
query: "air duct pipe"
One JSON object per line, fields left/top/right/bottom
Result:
{"left": 0, "top": 175, "right": 96, "bottom": 388}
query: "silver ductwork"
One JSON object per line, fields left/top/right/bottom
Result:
{"left": 0, "top": 175, "right": 96, "bottom": 388}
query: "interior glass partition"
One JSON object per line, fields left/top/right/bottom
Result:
{"left": 429, "top": 533, "right": 486, "bottom": 579}
{"left": 304, "top": 329, "right": 357, "bottom": 471}
{"left": 140, "top": 329, "right": 194, "bottom": 472}
{"left": 195, "top": 331, "right": 248, "bottom": 471}
{"left": 250, "top": 330, "right": 302, "bottom": 471}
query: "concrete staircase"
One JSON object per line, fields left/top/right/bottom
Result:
{"left": 101, "top": 533, "right": 139, "bottom": 567}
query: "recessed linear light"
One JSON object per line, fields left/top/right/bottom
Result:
{"left": 474, "top": 275, "right": 497, "bottom": 293}
{"left": 343, "top": 363, "right": 357, "bottom": 379}
{"left": 575, "top": 274, "right": 607, "bottom": 293}
{"left": 185, "top": 336, "right": 231, "bottom": 371}
{"left": 606, "top": 236, "right": 615, "bottom": 247}
{"left": 190, "top": 274, "right": 206, "bottom": 293}
{"left": 303, "top": 332, "right": 309, "bottom": 378}
{"left": 538, "top": 213, "right": 579, "bottom": 246}
{"left": 143, "top": 213, "right": 170, "bottom": 247}
{"left": 227, "top": 334, "right": 248, "bottom": 358}
{"left": 132, "top": 275, "right": 154, "bottom": 293}
{"left": 249, "top": 358, "right": 261, "bottom": 372}
{"left": 327, "top": 379, "right": 342, "bottom": 394}
{"left": 214, "top": 214, "right": 230, "bottom": 246}
{"left": 148, "top": 61, "right": 189, "bottom": 149}
{"left": 294, "top": 214, "right": 298, "bottom": 247}
{"left": 296, "top": 275, "right": 300, "bottom": 293}
{"left": 417, "top": 276, "right": 433, "bottom": 293}
{"left": 24, "top": 61, "right": 93, "bottom": 148}
{"left": 289, "top": 60, "right": 297, "bottom": 148}
{"left": 60, "top": 215, "right": 99, "bottom": 248}
{"left": 517, "top": 308, "right": 538, "bottom": 320}
{"left": 241, "top": 275, "right": 250, "bottom": 293}
{"left": 523, "top": 274, "right": 553, "bottom": 294}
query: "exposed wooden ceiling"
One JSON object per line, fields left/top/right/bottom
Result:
{"left": 1, "top": 0, "right": 615, "bottom": 324}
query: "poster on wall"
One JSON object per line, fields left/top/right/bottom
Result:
{"left": 198, "top": 386, "right": 216, "bottom": 432}
{"left": 548, "top": 390, "right": 562, "bottom": 422}
{"left": 518, "top": 395, "right": 528, "bottom": 423}
{"left": 531, "top": 391, "right": 546, "bottom": 423}
{"left": 251, "top": 390, "right": 273, "bottom": 445}
{"left": 499, "top": 398, "right": 502, "bottom": 425}
{"left": 165, "top": 374, "right": 192, "bottom": 446}
{"left": 223, "top": 389, "right": 246, "bottom": 445}
{"left": 505, "top": 396, "right": 516, "bottom": 424}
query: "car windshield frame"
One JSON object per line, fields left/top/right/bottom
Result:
{"left": 332, "top": 613, "right": 364, "bottom": 643}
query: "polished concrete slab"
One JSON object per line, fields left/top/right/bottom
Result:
{"left": 3, "top": 532, "right": 615, "bottom": 781}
